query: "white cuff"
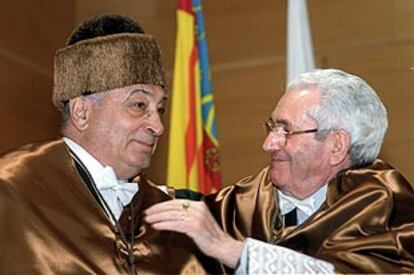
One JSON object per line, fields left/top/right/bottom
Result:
{"left": 235, "top": 238, "right": 334, "bottom": 274}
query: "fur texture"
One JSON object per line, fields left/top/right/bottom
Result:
{"left": 53, "top": 32, "right": 166, "bottom": 110}
{"left": 67, "top": 14, "right": 145, "bottom": 45}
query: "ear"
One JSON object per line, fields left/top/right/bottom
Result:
{"left": 68, "top": 97, "right": 91, "bottom": 131}
{"left": 328, "top": 129, "right": 350, "bottom": 166}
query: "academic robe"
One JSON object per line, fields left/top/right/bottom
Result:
{"left": 205, "top": 159, "right": 414, "bottom": 273}
{"left": 0, "top": 139, "right": 207, "bottom": 274}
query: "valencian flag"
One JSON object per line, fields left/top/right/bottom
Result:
{"left": 167, "top": 0, "right": 222, "bottom": 194}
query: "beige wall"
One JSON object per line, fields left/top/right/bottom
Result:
{"left": 1, "top": 0, "right": 413, "bottom": 187}
{"left": 0, "top": 0, "right": 74, "bottom": 151}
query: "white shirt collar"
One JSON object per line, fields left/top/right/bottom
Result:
{"left": 63, "top": 137, "right": 138, "bottom": 223}
{"left": 63, "top": 137, "right": 131, "bottom": 186}
{"left": 278, "top": 184, "right": 327, "bottom": 217}
{"left": 63, "top": 137, "right": 108, "bottom": 188}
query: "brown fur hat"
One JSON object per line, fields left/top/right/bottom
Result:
{"left": 53, "top": 14, "right": 167, "bottom": 111}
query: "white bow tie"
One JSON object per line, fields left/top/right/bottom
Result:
{"left": 99, "top": 166, "right": 139, "bottom": 221}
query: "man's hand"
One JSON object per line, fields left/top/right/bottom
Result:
{"left": 144, "top": 199, "right": 244, "bottom": 268}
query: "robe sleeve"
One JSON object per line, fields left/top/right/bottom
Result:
{"left": 297, "top": 163, "right": 414, "bottom": 273}
{"left": 204, "top": 167, "right": 277, "bottom": 242}
{"left": 235, "top": 238, "right": 334, "bottom": 275}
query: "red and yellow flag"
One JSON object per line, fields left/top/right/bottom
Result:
{"left": 167, "top": 0, "right": 222, "bottom": 194}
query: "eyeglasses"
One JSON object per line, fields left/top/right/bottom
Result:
{"left": 264, "top": 118, "right": 318, "bottom": 145}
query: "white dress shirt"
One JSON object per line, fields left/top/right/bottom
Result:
{"left": 63, "top": 137, "right": 139, "bottom": 224}
{"left": 278, "top": 184, "right": 327, "bottom": 225}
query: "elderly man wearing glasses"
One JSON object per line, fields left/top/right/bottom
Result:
{"left": 146, "top": 69, "right": 414, "bottom": 274}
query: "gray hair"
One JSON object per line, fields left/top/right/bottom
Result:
{"left": 60, "top": 91, "right": 107, "bottom": 130}
{"left": 286, "top": 69, "right": 388, "bottom": 167}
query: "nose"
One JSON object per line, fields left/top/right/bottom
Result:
{"left": 262, "top": 132, "right": 285, "bottom": 152}
{"left": 146, "top": 112, "right": 164, "bottom": 137}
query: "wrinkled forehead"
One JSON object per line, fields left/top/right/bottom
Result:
{"left": 271, "top": 88, "right": 321, "bottom": 123}
{"left": 106, "top": 83, "right": 168, "bottom": 102}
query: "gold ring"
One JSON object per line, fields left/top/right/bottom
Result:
{"left": 181, "top": 201, "right": 190, "bottom": 212}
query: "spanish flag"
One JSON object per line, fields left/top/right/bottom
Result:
{"left": 167, "top": 0, "right": 222, "bottom": 194}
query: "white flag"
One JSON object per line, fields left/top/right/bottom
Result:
{"left": 287, "top": 0, "right": 315, "bottom": 82}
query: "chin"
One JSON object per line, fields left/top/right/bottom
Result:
{"left": 269, "top": 172, "right": 280, "bottom": 185}
{"left": 270, "top": 170, "right": 289, "bottom": 188}
{"left": 126, "top": 155, "right": 151, "bottom": 171}
{"left": 269, "top": 165, "right": 282, "bottom": 179}
{"left": 141, "top": 160, "right": 151, "bottom": 170}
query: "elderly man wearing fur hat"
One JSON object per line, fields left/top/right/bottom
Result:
{"left": 0, "top": 14, "right": 209, "bottom": 274}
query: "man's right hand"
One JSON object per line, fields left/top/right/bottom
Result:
{"left": 144, "top": 199, "right": 244, "bottom": 268}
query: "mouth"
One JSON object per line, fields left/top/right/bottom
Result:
{"left": 270, "top": 153, "right": 289, "bottom": 162}
{"left": 133, "top": 139, "right": 154, "bottom": 148}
